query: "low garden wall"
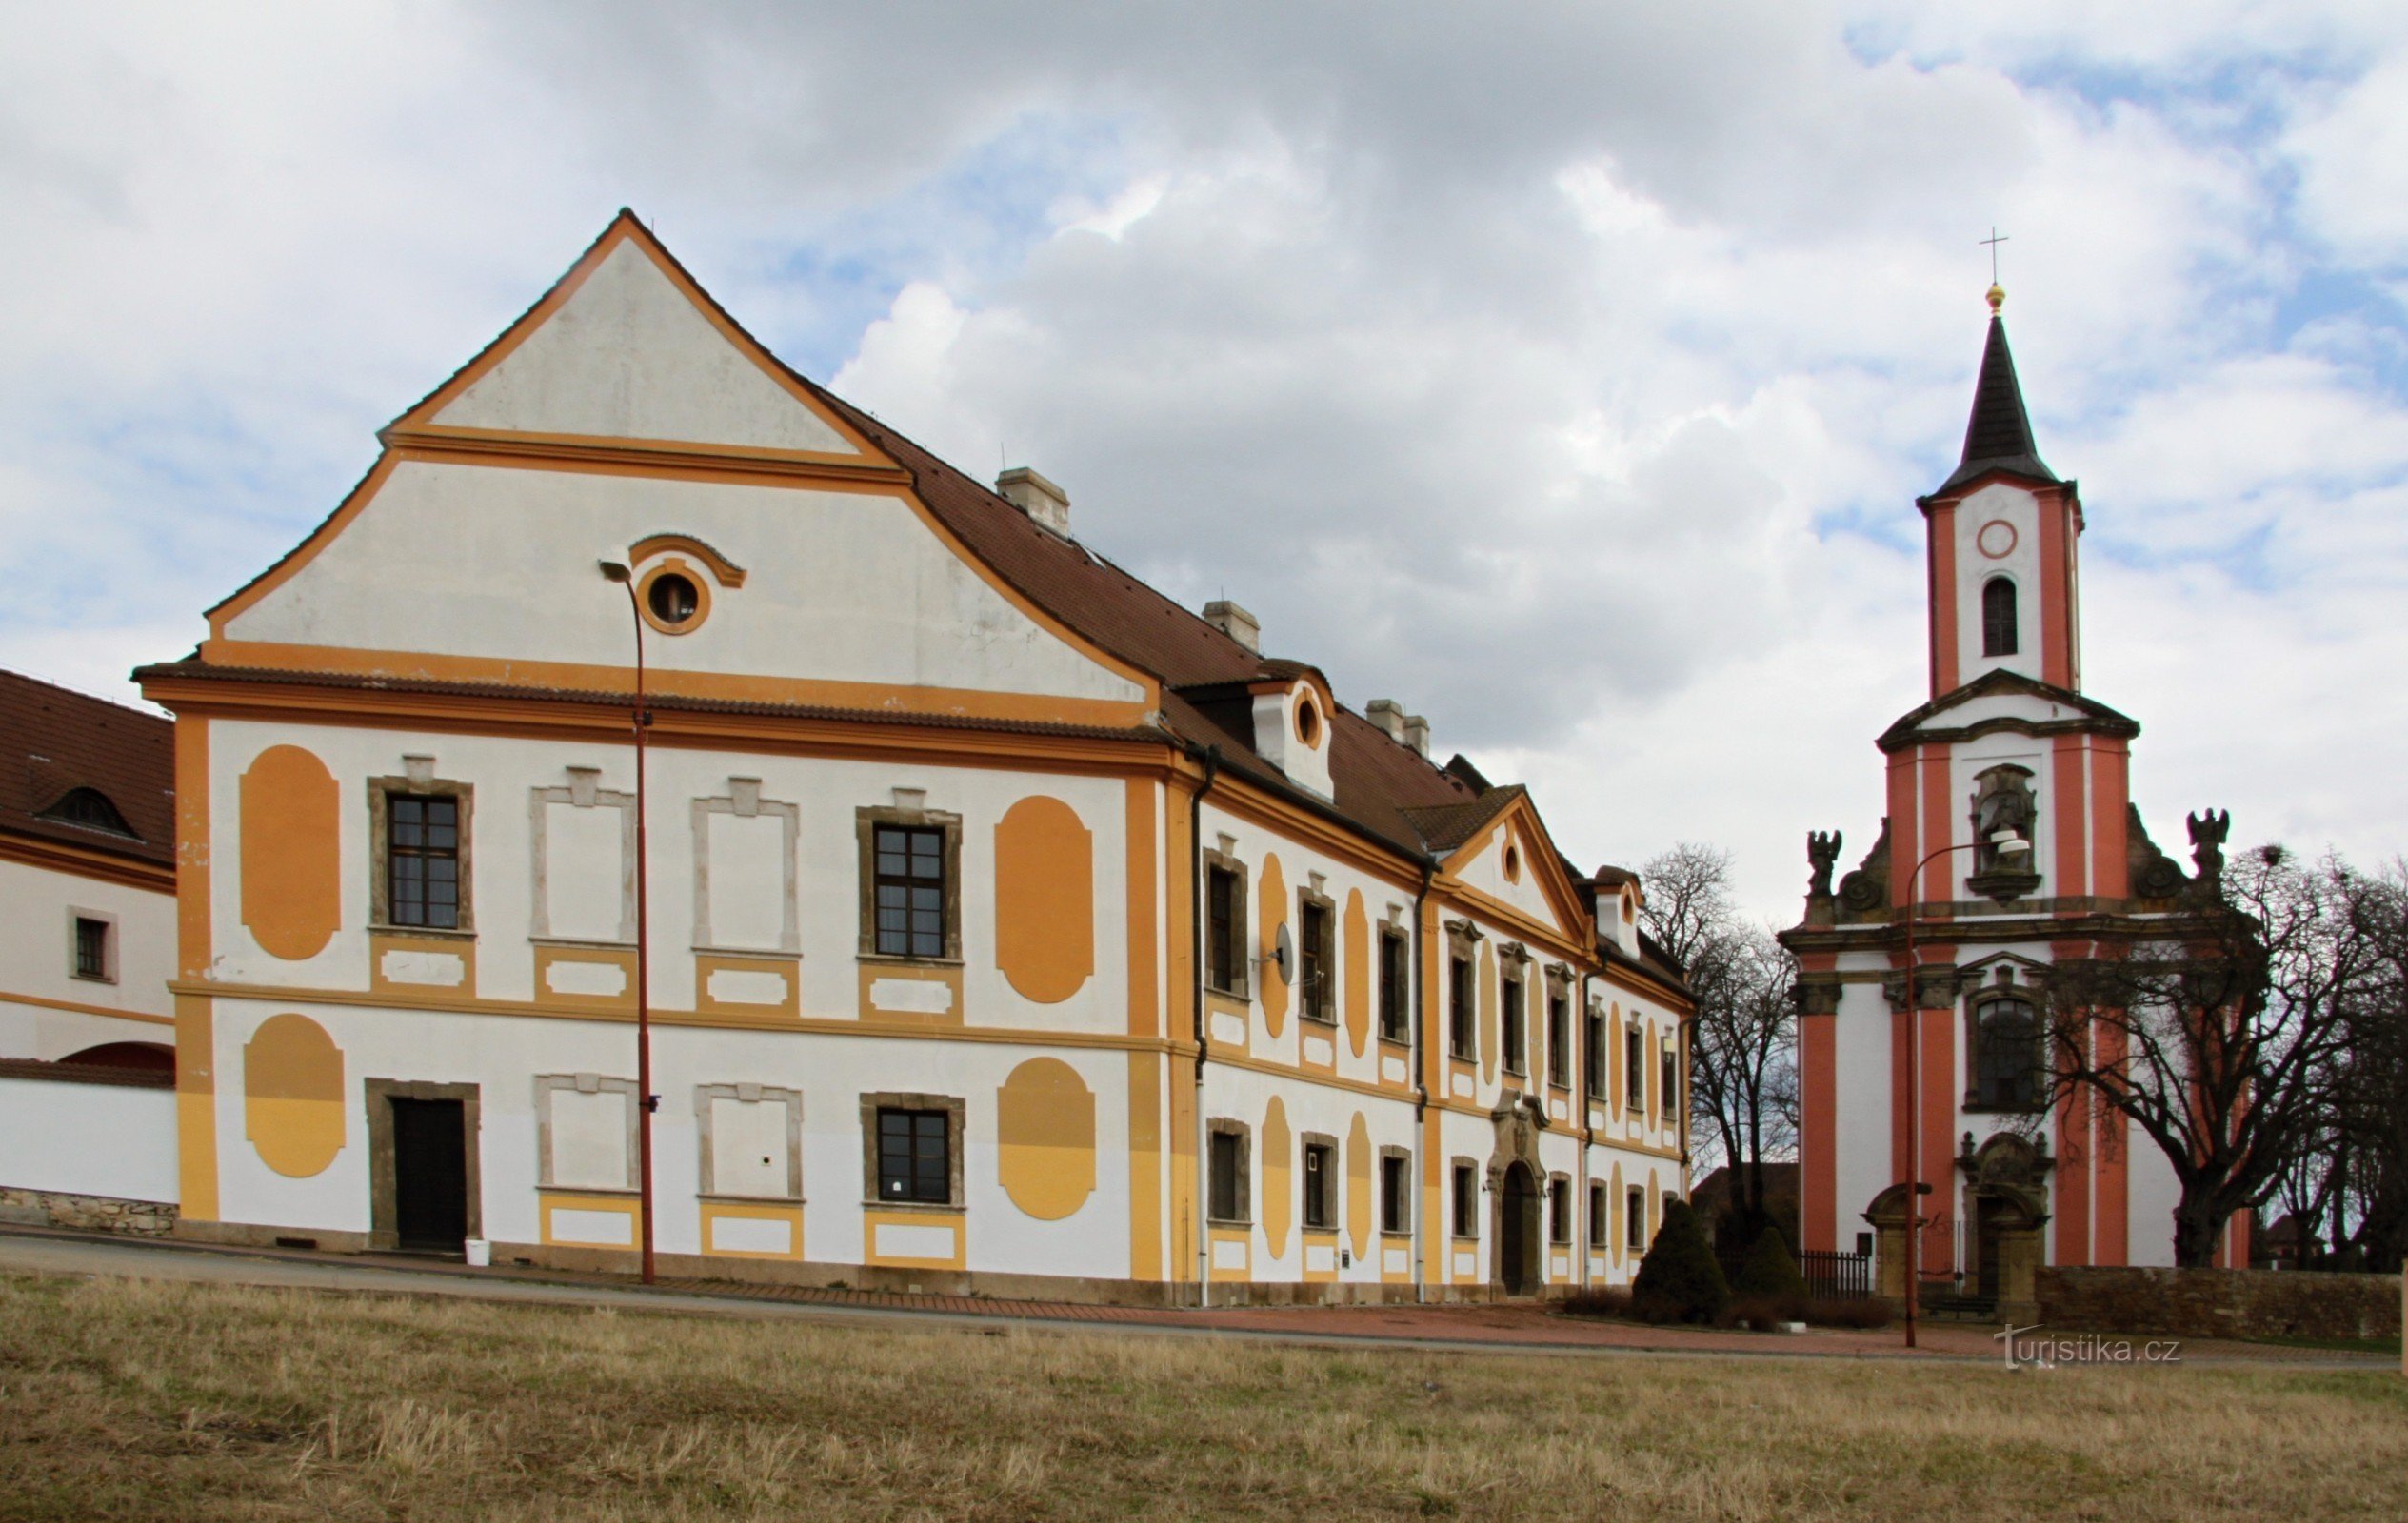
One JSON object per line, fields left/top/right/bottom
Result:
{"left": 2036, "top": 1265, "right": 2400, "bottom": 1342}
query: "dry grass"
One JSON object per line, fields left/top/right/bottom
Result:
{"left": 1, "top": 1273, "right": 2402, "bottom": 1521}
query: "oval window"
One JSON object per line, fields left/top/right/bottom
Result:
{"left": 1296, "top": 697, "right": 1321, "bottom": 746}
{"left": 647, "top": 571, "right": 701, "bottom": 626}
{"left": 1504, "top": 845, "right": 1521, "bottom": 880}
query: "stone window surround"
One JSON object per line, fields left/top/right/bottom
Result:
{"left": 1444, "top": 919, "right": 1484, "bottom": 1061}
{"left": 1498, "top": 941, "right": 1532, "bottom": 1077}
{"left": 1449, "top": 1154, "right": 1482, "bottom": 1240}
{"left": 1625, "top": 1185, "right": 1646, "bottom": 1252}
{"left": 1547, "top": 1170, "right": 1575, "bottom": 1245}
{"left": 528, "top": 766, "right": 635, "bottom": 946}
{"left": 1378, "top": 1144, "right": 1414, "bottom": 1235}
{"left": 1963, "top": 988, "right": 2047, "bottom": 1115}
{"left": 859, "top": 1091, "right": 966, "bottom": 1208}
{"left": 1542, "top": 964, "right": 1575, "bottom": 1089}
{"left": 1624, "top": 1021, "right": 1646, "bottom": 1116}
{"left": 368, "top": 761, "right": 475, "bottom": 936}
{"left": 691, "top": 778, "right": 802, "bottom": 957}
{"left": 1294, "top": 882, "right": 1338, "bottom": 1025}
{"left": 1583, "top": 1002, "right": 1608, "bottom": 1101}
{"left": 1201, "top": 843, "right": 1251, "bottom": 999}
{"left": 855, "top": 798, "right": 965, "bottom": 965}
{"left": 1587, "top": 1180, "right": 1610, "bottom": 1248}
{"left": 533, "top": 1073, "right": 641, "bottom": 1190}
{"left": 1376, "top": 921, "right": 1411, "bottom": 1044}
{"left": 1205, "top": 1117, "right": 1254, "bottom": 1225}
{"left": 68, "top": 904, "right": 118, "bottom": 984}
{"left": 364, "top": 1078, "right": 483, "bottom": 1252}
{"left": 1299, "top": 1130, "right": 1340, "bottom": 1230}
{"left": 693, "top": 1081, "right": 804, "bottom": 1202}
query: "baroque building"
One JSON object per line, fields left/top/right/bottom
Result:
{"left": 1781, "top": 288, "right": 2242, "bottom": 1315}
{"left": 119, "top": 212, "right": 1691, "bottom": 1302}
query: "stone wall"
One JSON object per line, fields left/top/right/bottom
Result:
{"left": 2037, "top": 1265, "right": 2400, "bottom": 1342}
{"left": 0, "top": 1187, "right": 178, "bottom": 1238}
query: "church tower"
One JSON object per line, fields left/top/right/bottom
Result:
{"left": 1781, "top": 289, "right": 2240, "bottom": 1311}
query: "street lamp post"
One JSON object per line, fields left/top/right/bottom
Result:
{"left": 1898, "top": 831, "right": 2028, "bottom": 1350}
{"left": 598, "top": 561, "right": 656, "bottom": 1286}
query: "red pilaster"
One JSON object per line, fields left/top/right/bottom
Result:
{"left": 2052, "top": 733, "right": 2088, "bottom": 900}
{"left": 1801, "top": 1007, "right": 1837, "bottom": 1253}
{"left": 1928, "top": 501, "right": 1960, "bottom": 696}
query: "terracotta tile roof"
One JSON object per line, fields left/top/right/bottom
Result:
{"left": 1399, "top": 785, "right": 1526, "bottom": 855}
{"left": 0, "top": 669, "right": 173, "bottom": 866}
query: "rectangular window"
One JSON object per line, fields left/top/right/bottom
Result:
{"left": 1208, "top": 1129, "right": 1244, "bottom": 1222}
{"left": 1661, "top": 1038, "right": 1679, "bottom": 1122}
{"left": 1205, "top": 865, "right": 1238, "bottom": 994}
{"left": 873, "top": 825, "right": 947, "bottom": 959}
{"left": 1588, "top": 1182, "right": 1609, "bottom": 1248}
{"left": 1380, "top": 1154, "right": 1410, "bottom": 1233}
{"left": 1501, "top": 975, "right": 1525, "bottom": 1075}
{"left": 1585, "top": 1013, "right": 1605, "bottom": 1099}
{"left": 1377, "top": 929, "right": 1408, "bottom": 1042}
{"left": 1302, "top": 1140, "right": 1336, "bottom": 1230}
{"left": 1449, "top": 955, "right": 1474, "bottom": 1059}
{"left": 386, "top": 793, "right": 461, "bottom": 929}
{"left": 1549, "top": 1178, "right": 1571, "bottom": 1244}
{"left": 1546, "top": 990, "right": 1569, "bottom": 1086}
{"left": 1452, "top": 1163, "right": 1479, "bottom": 1238}
{"left": 1626, "top": 1187, "right": 1646, "bottom": 1251}
{"left": 1625, "top": 1027, "right": 1644, "bottom": 1113}
{"left": 72, "top": 916, "right": 110, "bottom": 981}
{"left": 1298, "top": 899, "right": 1333, "bottom": 1021}
{"left": 875, "top": 1107, "right": 951, "bottom": 1203}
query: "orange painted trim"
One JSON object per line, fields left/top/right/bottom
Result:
{"left": 2052, "top": 734, "right": 2087, "bottom": 899}
{"left": 378, "top": 432, "right": 908, "bottom": 491}
{"left": 1203, "top": 779, "right": 1427, "bottom": 893}
{"left": 1929, "top": 501, "right": 1960, "bottom": 695}
{"left": 0, "top": 989, "right": 172, "bottom": 1027}
{"left": 1919, "top": 1007, "right": 1955, "bottom": 1276}
{"left": 2090, "top": 738, "right": 2130, "bottom": 899}
{"left": 693, "top": 953, "right": 800, "bottom": 1021}
{"left": 1124, "top": 780, "right": 1159, "bottom": 1039}
{"left": 174, "top": 716, "right": 212, "bottom": 983}
{"left": 1126, "top": 1049, "right": 1163, "bottom": 1282}
{"left": 698, "top": 1199, "right": 806, "bottom": 1261}
{"left": 628, "top": 533, "right": 746, "bottom": 587}
{"left": 393, "top": 422, "right": 876, "bottom": 473}
{"left": 207, "top": 453, "right": 402, "bottom": 630}
{"left": 1435, "top": 795, "right": 1596, "bottom": 954}
{"left": 0, "top": 831, "right": 174, "bottom": 893}
{"left": 1801, "top": 1009, "right": 1836, "bottom": 1254}
{"left": 1436, "top": 881, "right": 1595, "bottom": 967}
{"left": 634, "top": 557, "right": 712, "bottom": 637}
{"left": 174, "top": 992, "right": 218, "bottom": 1222}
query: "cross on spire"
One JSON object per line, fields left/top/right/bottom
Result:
{"left": 1980, "top": 227, "right": 2009, "bottom": 284}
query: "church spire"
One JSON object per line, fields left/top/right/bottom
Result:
{"left": 1935, "top": 292, "right": 2059, "bottom": 496}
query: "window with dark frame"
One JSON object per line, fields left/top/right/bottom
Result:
{"left": 1588, "top": 1182, "right": 1609, "bottom": 1248}
{"left": 1625, "top": 1027, "right": 1644, "bottom": 1112}
{"left": 1302, "top": 1140, "right": 1335, "bottom": 1230}
{"left": 873, "top": 824, "right": 947, "bottom": 959}
{"left": 1973, "top": 996, "right": 2042, "bottom": 1110}
{"left": 1377, "top": 929, "right": 1408, "bottom": 1042}
{"left": 875, "top": 1107, "right": 951, "bottom": 1203}
{"left": 1448, "top": 954, "right": 1474, "bottom": 1059}
{"left": 1452, "top": 1162, "right": 1478, "bottom": 1238}
{"left": 1549, "top": 1178, "right": 1571, "bottom": 1244}
{"left": 386, "top": 793, "right": 461, "bottom": 929}
{"left": 72, "top": 916, "right": 109, "bottom": 980}
{"left": 1585, "top": 1012, "right": 1605, "bottom": 1098}
{"left": 1546, "top": 989, "right": 1570, "bottom": 1086}
{"left": 1208, "top": 1129, "right": 1244, "bottom": 1222}
{"left": 1662, "top": 1038, "right": 1679, "bottom": 1121}
{"left": 1380, "top": 1154, "right": 1410, "bottom": 1233}
{"left": 1205, "top": 865, "right": 1239, "bottom": 993}
{"left": 1626, "top": 1186, "right": 1646, "bottom": 1251}
{"left": 1982, "top": 576, "right": 2019, "bottom": 657}
{"left": 1500, "top": 973, "right": 1525, "bottom": 1075}
{"left": 1298, "top": 898, "right": 1333, "bottom": 1021}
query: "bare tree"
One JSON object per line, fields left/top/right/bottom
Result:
{"left": 2044, "top": 847, "right": 2376, "bottom": 1269}
{"left": 1637, "top": 841, "right": 1734, "bottom": 973}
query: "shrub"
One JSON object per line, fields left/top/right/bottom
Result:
{"left": 1731, "top": 1227, "right": 1809, "bottom": 1303}
{"left": 1720, "top": 1293, "right": 1810, "bottom": 1331}
{"left": 1559, "top": 1286, "right": 1632, "bottom": 1320}
{"left": 1630, "top": 1201, "right": 1727, "bottom": 1324}
{"left": 1802, "top": 1297, "right": 1893, "bottom": 1330}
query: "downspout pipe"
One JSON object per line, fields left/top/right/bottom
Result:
{"left": 1187, "top": 742, "right": 1222, "bottom": 1307}
{"left": 1410, "top": 859, "right": 1434, "bottom": 1303}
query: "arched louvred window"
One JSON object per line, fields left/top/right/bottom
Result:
{"left": 38, "top": 786, "right": 137, "bottom": 839}
{"left": 1973, "top": 996, "right": 2041, "bottom": 1110}
{"left": 1982, "top": 576, "right": 2020, "bottom": 657}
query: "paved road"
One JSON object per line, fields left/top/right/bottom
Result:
{"left": 2, "top": 1225, "right": 2387, "bottom": 1371}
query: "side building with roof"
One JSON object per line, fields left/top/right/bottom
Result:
{"left": 130, "top": 212, "right": 1691, "bottom": 1301}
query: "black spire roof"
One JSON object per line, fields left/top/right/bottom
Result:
{"left": 1936, "top": 313, "right": 2059, "bottom": 495}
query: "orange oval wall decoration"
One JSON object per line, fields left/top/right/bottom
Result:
{"left": 993, "top": 797, "right": 1094, "bottom": 1004}
{"left": 1344, "top": 1113, "right": 1372, "bottom": 1260}
{"left": 1257, "top": 854, "right": 1288, "bottom": 1037}
{"left": 1479, "top": 940, "right": 1499, "bottom": 1086}
{"left": 995, "top": 1057, "right": 1095, "bottom": 1220}
{"left": 1261, "top": 1095, "right": 1292, "bottom": 1258}
{"left": 244, "top": 1013, "right": 346, "bottom": 1177}
{"left": 241, "top": 745, "right": 342, "bottom": 961}
{"left": 1342, "top": 889, "right": 1370, "bottom": 1058}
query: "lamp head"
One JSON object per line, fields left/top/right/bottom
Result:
{"left": 1990, "top": 832, "right": 2030, "bottom": 858}
{"left": 599, "top": 560, "right": 632, "bottom": 583}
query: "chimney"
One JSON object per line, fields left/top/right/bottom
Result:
{"left": 1401, "top": 714, "right": 1430, "bottom": 757}
{"left": 1364, "top": 700, "right": 1406, "bottom": 742}
{"left": 1203, "top": 600, "right": 1260, "bottom": 654}
{"left": 996, "top": 467, "right": 1070, "bottom": 536}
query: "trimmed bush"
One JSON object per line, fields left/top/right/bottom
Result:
{"left": 1559, "top": 1286, "right": 1632, "bottom": 1320}
{"left": 1731, "top": 1227, "right": 1809, "bottom": 1303}
{"left": 1631, "top": 1201, "right": 1727, "bottom": 1324}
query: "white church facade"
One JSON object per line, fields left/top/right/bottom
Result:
{"left": 92, "top": 212, "right": 1692, "bottom": 1303}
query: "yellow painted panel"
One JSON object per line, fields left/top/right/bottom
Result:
{"left": 239, "top": 744, "right": 340, "bottom": 961}
{"left": 175, "top": 993, "right": 218, "bottom": 1222}
{"left": 1344, "top": 1112, "right": 1372, "bottom": 1261}
{"left": 996, "top": 1056, "right": 1096, "bottom": 1221}
{"left": 1261, "top": 1095, "right": 1292, "bottom": 1258}
{"left": 1127, "top": 1050, "right": 1162, "bottom": 1280}
{"left": 864, "top": 1207, "right": 967, "bottom": 1269}
{"left": 699, "top": 1200, "right": 805, "bottom": 1260}
{"left": 1342, "top": 889, "right": 1369, "bottom": 1058}
{"left": 1479, "top": 940, "right": 1498, "bottom": 1087}
{"left": 1257, "top": 853, "right": 1288, "bottom": 1037}
{"left": 242, "top": 1013, "right": 345, "bottom": 1177}
{"left": 993, "top": 795, "right": 1094, "bottom": 1003}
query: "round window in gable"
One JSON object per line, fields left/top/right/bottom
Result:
{"left": 1295, "top": 695, "right": 1321, "bottom": 747}
{"left": 1503, "top": 843, "right": 1522, "bottom": 881}
{"left": 635, "top": 560, "right": 710, "bottom": 636}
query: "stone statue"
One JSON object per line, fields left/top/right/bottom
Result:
{"left": 2186, "top": 809, "right": 2231, "bottom": 883}
{"left": 1806, "top": 830, "right": 1842, "bottom": 899}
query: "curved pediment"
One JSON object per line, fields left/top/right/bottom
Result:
{"left": 1878, "top": 668, "right": 2138, "bottom": 754}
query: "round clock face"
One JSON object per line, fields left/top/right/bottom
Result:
{"left": 1977, "top": 519, "right": 2019, "bottom": 559}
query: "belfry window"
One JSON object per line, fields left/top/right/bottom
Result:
{"left": 1982, "top": 577, "right": 2019, "bottom": 657}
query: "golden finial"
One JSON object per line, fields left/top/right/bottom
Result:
{"left": 1987, "top": 283, "right": 2005, "bottom": 313}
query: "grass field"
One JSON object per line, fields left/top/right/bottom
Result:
{"left": 3, "top": 1273, "right": 2403, "bottom": 1521}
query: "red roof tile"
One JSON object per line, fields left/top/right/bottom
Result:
{"left": 0, "top": 669, "right": 173, "bottom": 866}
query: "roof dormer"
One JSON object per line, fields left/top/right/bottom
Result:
{"left": 1247, "top": 668, "right": 1335, "bottom": 800}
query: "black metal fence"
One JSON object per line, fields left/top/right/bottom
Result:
{"left": 1717, "top": 1243, "right": 1875, "bottom": 1302}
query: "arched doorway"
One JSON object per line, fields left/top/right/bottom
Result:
{"left": 1500, "top": 1162, "right": 1540, "bottom": 1296}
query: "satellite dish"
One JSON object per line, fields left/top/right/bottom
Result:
{"left": 1265, "top": 922, "right": 1293, "bottom": 979}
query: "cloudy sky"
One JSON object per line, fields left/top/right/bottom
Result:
{"left": 6, "top": 3, "right": 2404, "bottom": 921}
